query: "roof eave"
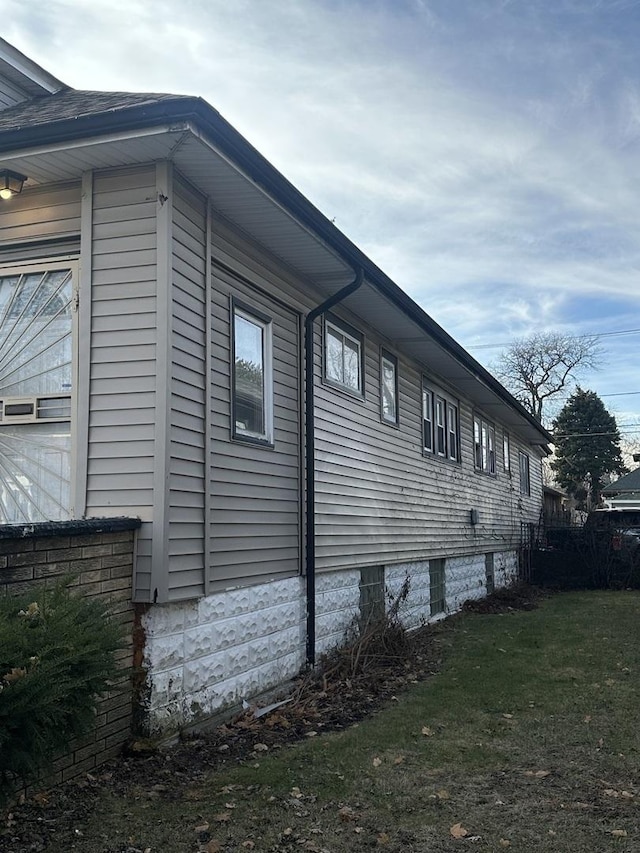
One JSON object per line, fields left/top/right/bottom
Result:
{"left": 0, "top": 38, "right": 68, "bottom": 96}
{"left": 0, "top": 96, "right": 551, "bottom": 446}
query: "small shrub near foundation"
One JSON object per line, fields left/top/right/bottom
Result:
{"left": 0, "top": 580, "right": 125, "bottom": 806}
{"left": 322, "top": 576, "right": 412, "bottom": 682}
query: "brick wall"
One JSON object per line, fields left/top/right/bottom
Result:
{"left": 0, "top": 517, "right": 140, "bottom": 784}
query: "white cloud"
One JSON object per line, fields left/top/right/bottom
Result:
{"left": 4, "top": 0, "right": 640, "bottom": 415}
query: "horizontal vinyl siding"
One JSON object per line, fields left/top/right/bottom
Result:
{"left": 209, "top": 254, "right": 301, "bottom": 587}
{"left": 209, "top": 211, "right": 542, "bottom": 582}
{"left": 86, "top": 166, "right": 158, "bottom": 600}
{"left": 0, "top": 78, "right": 28, "bottom": 110}
{"left": 0, "top": 182, "right": 81, "bottom": 246}
{"left": 314, "top": 316, "right": 544, "bottom": 572}
{"left": 168, "top": 178, "right": 207, "bottom": 600}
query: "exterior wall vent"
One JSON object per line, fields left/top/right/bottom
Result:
{"left": 0, "top": 395, "right": 71, "bottom": 424}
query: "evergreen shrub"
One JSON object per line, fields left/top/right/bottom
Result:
{"left": 0, "top": 580, "right": 125, "bottom": 805}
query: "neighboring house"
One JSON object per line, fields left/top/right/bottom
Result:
{"left": 602, "top": 468, "right": 640, "bottom": 510}
{"left": 542, "top": 485, "right": 569, "bottom": 523}
{"left": 0, "top": 39, "right": 550, "bottom": 733}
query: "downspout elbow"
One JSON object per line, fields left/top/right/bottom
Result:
{"left": 304, "top": 268, "right": 364, "bottom": 666}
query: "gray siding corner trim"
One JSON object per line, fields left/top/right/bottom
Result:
{"left": 167, "top": 174, "right": 207, "bottom": 601}
{"left": 150, "top": 161, "right": 173, "bottom": 604}
{"left": 75, "top": 170, "right": 92, "bottom": 517}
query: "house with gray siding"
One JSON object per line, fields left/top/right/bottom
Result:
{"left": 0, "top": 39, "right": 550, "bottom": 733}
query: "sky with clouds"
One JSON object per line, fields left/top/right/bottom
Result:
{"left": 4, "top": 0, "right": 640, "bottom": 439}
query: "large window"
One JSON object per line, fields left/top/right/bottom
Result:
{"left": 0, "top": 264, "right": 75, "bottom": 523}
{"left": 232, "top": 303, "right": 273, "bottom": 444}
{"left": 423, "top": 381, "right": 459, "bottom": 461}
{"left": 473, "top": 414, "right": 496, "bottom": 475}
{"left": 380, "top": 349, "right": 398, "bottom": 424}
{"left": 519, "top": 451, "right": 531, "bottom": 496}
{"left": 324, "top": 317, "right": 363, "bottom": 395}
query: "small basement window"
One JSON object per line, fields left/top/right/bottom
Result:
{"left": 430, "top": 558, "right": 446, "bottom": 616}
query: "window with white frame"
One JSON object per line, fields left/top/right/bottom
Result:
{"left": 503, "top": 432, "right": 511, "bottom": 472}
{"left": 0, "top": 263, "right": 75, "bottom": 523}
{"left": 232, "top": 303, "right": 273, "bottom": 444}
{"left": 324, "top": 317, "right": 363, "bottom": 394}
{"left": 380, "top": 349, "right": 398, "bottom": 424}
{"left": 519, "top": 450, "right": 531, "bottom": 496}
{"left": 447, "top": 402, "right": 458, "bottom": 461}
{"left": 422, "top": 385, "right": 433, "bottom": 453}
{"left": 423, "top": 380, "right": 459, "bottom": 461}
{"left": 473, "top": 414, "right": 496, "bottom": 475}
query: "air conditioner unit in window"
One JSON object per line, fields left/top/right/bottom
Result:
{"left": 0, "top": 395, "right": 72, "bottom": 425}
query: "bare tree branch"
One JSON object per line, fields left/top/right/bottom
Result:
{"left": 492, "top": 332, "right": 602, "bottom": 424}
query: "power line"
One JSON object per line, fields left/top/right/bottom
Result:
{"left": 468, "top": 327, "right": 640, "bottom": 351}
{"left": 554, "top": 428, "right": 640, "bottom": 438}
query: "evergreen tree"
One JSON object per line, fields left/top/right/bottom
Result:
{"left": 551, "top": 388, "right": 627, "bottom": 507}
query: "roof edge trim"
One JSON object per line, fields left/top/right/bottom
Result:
{"left": 0, "top": 93, "right": 551, "bottom": 444}
{"left": 0, "top": 38, "right": 68, "bottom": 94}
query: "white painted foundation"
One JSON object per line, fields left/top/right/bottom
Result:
{"left": 141, "top": 549, "right": 520, "bottom": 732}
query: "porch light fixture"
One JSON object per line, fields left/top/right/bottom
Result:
{"left": 0, "top": 170, "right": 26, "bottom": 200}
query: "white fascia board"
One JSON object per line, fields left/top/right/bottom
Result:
{"left": 0, "top": 38, "right": 67, "bottom": 94}
{"left": 185, "top": 121, "right": 353, "bottom": 281}
{"left": 0, "top": 123, "right": 185, "bottom": 164}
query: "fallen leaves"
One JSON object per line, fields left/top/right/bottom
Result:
{"left": 372, "top": 757, "right": 382, "bottom": 767}
{"left": 524, "top": 769, "right": 551, "bottom": 778}
{"left": 338, "top": 805, "right": 358, "bottom": 822}
{"left": 421, "top": 726, "right": 435, "bottom": 736}
{"left": 450, "top": 823, "right": 469, "bottom": 839}
{"left": 604, "top": 789, "right": 634, "bottom": 799}
{"left": 611, "top": 829, "right": 628, "bottom": 837}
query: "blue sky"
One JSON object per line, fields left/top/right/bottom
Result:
{"left": 5, "top": 0, "right": 640, "bottom": 442}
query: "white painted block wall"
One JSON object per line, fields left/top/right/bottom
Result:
{"left": 142, "top": 569, "right": 361, "bottom": 732}
{"left": 142, "top": 550, "right": 520, "bottom": 732}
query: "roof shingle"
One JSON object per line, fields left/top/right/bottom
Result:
{"left": 0, "top": 88, "right": 190, "bottom": 132}
{"left": 603, "top": 467, "right": 640, "bottom": 494}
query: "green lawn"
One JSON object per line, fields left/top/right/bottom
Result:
{"left": 17, "top": 591, "right": 640, "bottom": 851}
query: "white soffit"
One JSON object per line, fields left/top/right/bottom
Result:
{"left": 0, "top": 123, "right": 353, "bottom": 288}
{"left": 0, "top": 124, "right": 546, "bottom": 446}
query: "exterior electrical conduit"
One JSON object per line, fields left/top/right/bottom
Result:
{"left": 304, "top": 267, "right": 364, "bottom": 666}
